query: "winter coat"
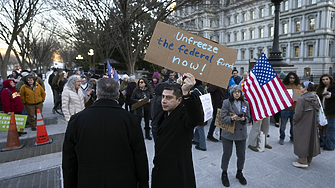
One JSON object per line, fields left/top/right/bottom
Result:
{"left": 19, "top": 82, "right": 46, "bottom": 105}
{"left": 125, "top": 82, "right": 137, "bottom": 105}
{"left": 319, "top": 83, "right": 335, "bottom": 116}
{"left": 207, "top": 84, "right": 227, "bottom": 108}
{"left": 151, "top": 95, "right": 204, "bottom": 188}
{"left": 293, "top": 92, "right": 321, "bottom": 158}
{"left": 0, "top": 79, "right": 24, "bottom": 113}
{"left": 221, "top": 99, "right": 250, "bottom": 141}
{"left": 62, "top": 99, "right": 149, "bottom": 188}
{"left": 62, "top": 86, "right": 89, "bottom": 122}
{"left": 131, "top": 87, "right": 152, "bottom": 111}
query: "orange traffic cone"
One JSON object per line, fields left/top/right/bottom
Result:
{"left": 1, "top": 112, "right": 25, "bottom": 152}
{"left": 34, "top": 109, "right": 53, "bottom": 146}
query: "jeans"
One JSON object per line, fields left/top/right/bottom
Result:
{"left": 279, "top": 109, "right": 295, "bottom": 141}
{"left": 207, "top": 106, "right": 219, "bottom": 137}
{"left": 193, "top": 126, "right": 206, "bottom": 149}
{"left": 325, "top": 117, "right": 335, "bottom": 149}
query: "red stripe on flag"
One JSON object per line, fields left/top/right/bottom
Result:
{"left": 246, "top": 76, "right": 262, "bottom": 121}
{"left": 266, "top": 79, "right": 281, "bottom": 113}
{"left": 260, "top": 85, "right": 274, "bottom": 116}
{"left": 250, "top": 77, "right": 267, "bottom": 119}
{"left": 272, "top": 77, "right": 289, "bottom": 109}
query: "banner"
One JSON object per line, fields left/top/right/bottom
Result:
{"left": 144, "top": 22, "right": 238, "bottom": 88}
{"left": 0, "top": 113, "right": 27, "bottom": 132}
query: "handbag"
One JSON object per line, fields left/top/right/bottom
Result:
{"left": 317, "top": 96, "right": 328, "bottom": 126}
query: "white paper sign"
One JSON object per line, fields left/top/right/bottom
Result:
{"left": 199, "top": 93, "right": 213, "bottom": 122}
{"left": 287, "top": 89, "right": 293, "bottom": 98}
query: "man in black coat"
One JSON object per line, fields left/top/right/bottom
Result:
{"left": 48, "top": 69, "right": 57, "bottom": 105}
{"left": 62, "top": 78, "right": 149, "bottom": 188}
{"left": 151, "top": 73, "right": 204, "bottom": 188}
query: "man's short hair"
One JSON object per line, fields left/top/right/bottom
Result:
{"left": 163, "top": 84, "right": 182, "bottom": 99}
{"left": 96, "top": 78, "right": 119, "bottom": 100}
{"left": 232, "top": 69, "right": 238, "bottom": 74}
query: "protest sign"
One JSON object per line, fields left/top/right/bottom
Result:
{"left": 199, "top": 93, "right": 213, "bottom": 122}
{"left": 144, "top": 21, "right": 238, "bottom": 88}
{"left": 293, "top": 89, "right": 303, "bottom": 101}
{"left": 0, "top": 113, "right": 27, "bottom": 132}
{"left": 131, "top": 97, "right": 150, "bottom": 111}
{"left": 214, "top": 109, "right": 235, "bottom": 134}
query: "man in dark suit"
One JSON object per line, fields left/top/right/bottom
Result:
{"left": 151, "top": 73, "right": 204, "bottom": 188}
{"left": 62, "top": 78, "right": 149, "bottom": 188}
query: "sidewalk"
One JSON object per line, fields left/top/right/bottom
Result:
{"left": 0, "top": 73, "right": 334, "bottom": 187}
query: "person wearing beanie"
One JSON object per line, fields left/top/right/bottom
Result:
{"left": 220, "top": 84, "right": 250, "bottom": 187}
{"left": 150, "top": 72, "right": 160, "bottom": 90}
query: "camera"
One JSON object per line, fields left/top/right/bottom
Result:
{"left": 237, "top": 113, "right": 244, "bottom": 118}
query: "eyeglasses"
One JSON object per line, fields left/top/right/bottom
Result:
{"left": 139, "top": 81, "right": 144, "bottom": 84}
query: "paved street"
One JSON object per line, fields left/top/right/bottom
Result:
{"left": 0, "top": 72, "right": 334, "bottom": 188}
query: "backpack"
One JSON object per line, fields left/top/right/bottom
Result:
{"left": 0, "top": 87, "right": 12, "bottom": 112}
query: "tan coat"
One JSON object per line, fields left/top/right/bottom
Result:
{"left": 293, "top": 92, "right": 321, "bottom": 158}
{"left": 20, "top": 82, "right": 46, "bottom": 105}
{"left": 62, "top": 86, "right": 90, "bottom": 122}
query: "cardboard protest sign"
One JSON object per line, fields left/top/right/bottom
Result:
{"left": 144, "top": 21, "right": 238, "bottom": 89}
{"left": 0, "top": 113, "right": 27, "bottom": 132}
{"left": 214, "top": 109, "right": 235, "bottom": 134}
{"left": 131, "top": 97, "right": 150, "bottom": 111}
{"left": 199, "top": 93, "right": 213, "bottom": 122}
{"left": 293, "top": 89, "right": 303, "bottom": 101}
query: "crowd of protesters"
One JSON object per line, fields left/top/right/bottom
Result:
{"left": 1, "top": 67, "right": 335, "bottom": 188}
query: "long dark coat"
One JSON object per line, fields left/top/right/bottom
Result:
{"left": 293, "top": 92, "right": 321, "bottom": 158}
{"left": 62, "top": 99, "right": 149, "bottom": 188}
{"left": 151, "top": 96, "right": 204, "bottom": 188}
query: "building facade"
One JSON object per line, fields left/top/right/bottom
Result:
{"left": 173, "top": 0, "right": 335, "bottom": 79}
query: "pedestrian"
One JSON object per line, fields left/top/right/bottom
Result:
{"left": 150, "top": 72, "right": 160, "bottom": 90}
{"left": 151, "top": 73, "right": 204, "bottom": 188}
{"left": 1, "top": 79, "right": 24, "bottom": 114}
{"left": 48, "top": 69, "right": 58, "bottom": 105}
{"left": 279, "top": 72, "right": 301, "bottom": 145}
{"left": 32, "top": 72, "right": 45, "bottom": 91}
{"left": 292, "top": 81, "right": 321, "bottom": 168}
{"left": 231, "top": 70, "right": 242, "bottom": 86}
{"left": 159, "top": 68, "right": 168, "bottom": 82}
{"left": 131, "top": 78, "right": 153, "bottom": 140}
{"left": 316, "top": 74, "right": 335, "bottom": 150}
{"left": 8, "top": 70, "right": 21, "bottom": 83}
{"left": 165, "top": 71, "right": 176, "bottom": 84}
{"left": 19, "top": 73, "right": 46, "bottom": 131}
{"left": 207, "top": 84, "right": 228, "bottom": 142}
{"left": 61, "top": 75, "right": 91, "bottom": 124}
{"left": 220, "top": 85, "right": 250, "bottom": 187}
{"left": 248, "top": 116, "right": 272, "bottom": 152}
{"left": 62, "top": 78, "right": 149, "bottom": 188}
{"left": 120, "top": 74, "right": 129, "bottom": 95}
{"left": 52, "top": 72, "right": 67, "bottom": 114}
{"left": 125, "top": 75, "right": 137, "bottom": 111}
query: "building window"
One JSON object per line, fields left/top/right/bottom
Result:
{"left": 235, "top": 15, "right": 238, "bottom": 24}
{"left": 242, "top": 31, "right": 246, "bottom": 40}
{"left": 260, "top": 8, "right": 264, "bottom": 18}
{"left": 309, "top": 18, "right": 315, "bottom": 30}
{"left": 310, "top": 0, "right": 316, "bottom": 4}
{"left": 227, "top": 17, "right": 231, "bottom": 26}
{"left": 270, "top": 26, "right": 274, "bottom": 37}
{"left": 296, "top": 0, "right": 301, "bottom": 8}
{"left": 242, "top": 12, "right": 246, "bottom": 22}
{"left": 331, "top": 16, "right": 334, "bottom": 29}
{"left": 227, "top": 34, "right": 230, "bottom": 43}
{"left": 295, "top": 21, "right": 301, "bottom": 32}
{"left": 198, "top": 20, "right": 203, "bottom": 28}
{"left": 284, "top": 0, "right": 289, "bottom": 11}
{"left": 235, "top": 33, "right": 238, "bottom": 41}
{"left": 250, "top": 50, "right": 254, "bottom": 59}
{"left": 258, "top": 49, "right": 263, "bottom": 56}
{"left": 250, "top": 10, "right": 255, "bottom": 20}
{"left": 282, "top": 47, "right": 287, "bottom": 57}
{"left": 271, "top": 5, "right": 275, "bottom": 15}
{"left": 308, "top": 45, "right": 313, "bottom": 56}
{"left": 304, "top": 68, "right": 311, "bottom": 77}
{"left": 260, "top": 28, "right": 264, "bottom": 38}
{"left": 283, "top": 23, "right": 288, "bottom": 34}
{"left": 242, "top": 51, "right": 245, "bottom": 60}
{"left": 250, "top": 30, "right": 254, "bottom": 39}
{"left": 294, "top": 46, "right": 299, "bottom": 57}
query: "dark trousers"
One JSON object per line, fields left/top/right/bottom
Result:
{"left": 134, "top": 107, "right": 151, "bottom": 131}
{"left": 221, "top": 138, "right": 246, "bottom": 171}
{"left": 25, "top": 103, "right": 43, "bottom": 128}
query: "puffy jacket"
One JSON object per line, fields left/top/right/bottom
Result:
{"left": 1, "top": 79, "right": 24, "bottom": 113}
{"left": 62, "top": 85, "right": 90, "bottom": 122}
{"left": 20, "top": 82, "right": 46, "bottom": 105}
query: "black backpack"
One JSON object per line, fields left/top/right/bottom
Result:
{"left": 0, "top": 87, "right": 12, "bottom": 112}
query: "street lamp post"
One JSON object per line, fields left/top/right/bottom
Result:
{"left": 268, "top": 0, "right": 293, "bottom": 67}
{"left": 88, "top": 49, "right": 94, "bottom": 69}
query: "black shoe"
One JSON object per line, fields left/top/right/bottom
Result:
{"left": 207, "top": 135, "right": 218, "bottom": 142}
{"left": 236, "top": 170, "right": 247, "bottom": 185}
{"left": 323, "top": 146, "right": 334, "bottom": 151}
{"left": 31, "top": 127, "right": 36, "bottom": 131}
{"left": 192, "top": 140, "right": 199, "bottom": 145}
{"left": 275, "top": 123, "right": 279, "bottom": 127}
{"left": 267, "top": 134, "right": 270, "bottom": 137}
{"left": 221, "top": 171, "right": 230, "bottom": 187}
{"left": 195, "top": 145, "right": 207, "bottom": 151}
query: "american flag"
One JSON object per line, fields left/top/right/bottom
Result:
{"left": 243, "top": 53, "right": 294, "bottom": 121}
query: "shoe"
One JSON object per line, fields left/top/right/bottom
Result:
{"left": 52, "top": 108, "right": 55, "bottom": 114}
{"left": 275, "top": 123, "right": 279, "bottom": 127}
{"left": 267, "top": 134, "right": 270, "bottom": 137}
{"left": 207, "top": 135, "right": 218, "bottom": 142}
{"left": 265, "top": 144, "right": 272, "bottom": 149}
{"left": 31, "top": 127, "right": 36, "bottom": 131}
{"left": 292, "top": 162, "right": 308, "bottom": 168}
{"left": 323, "top": 146, "right": 334, "bottom": 151}
{"left": 236, "top": 170, "right": 247, "bottom": 185}
{"left": 192, "top": 140, "right": 199, "bottom": 145}
{"left": 195, "top": 145, "right": 207, "bottom": 151}
{"left": 248, "top": 145, "right": 258, "bottom": 152}
{"left": 279, "top": 139, "right": 284, "bottom": 145}
{"left": 221, "top": 171, "right": 230, "bottom": 187}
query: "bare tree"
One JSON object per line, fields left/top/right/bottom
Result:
{"left": 0, "top": 0, "right": 42, "bottom": 79}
